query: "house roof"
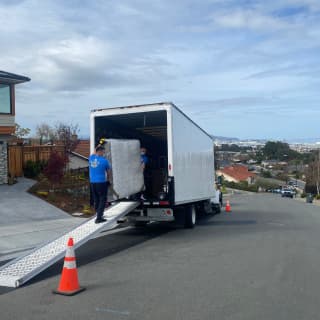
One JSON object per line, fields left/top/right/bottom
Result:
{"left": 0, "top": 70, "right": 31, "bottom": 84}
{"left": 72, "top": 140, "right": 90, "bottom": 159}
{"left": 220, "top": 165, "right": 256, "bottom": 181}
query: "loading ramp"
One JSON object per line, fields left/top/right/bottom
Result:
{"left": 0, "top": 201, "right": 139, "bottom": 288}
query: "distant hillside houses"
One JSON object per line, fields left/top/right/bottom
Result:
{"left": 261, "top": 160, "right": 288, "bottom": 169}
{"left": 217, "top": 165, "right": 257, "bottom": 185}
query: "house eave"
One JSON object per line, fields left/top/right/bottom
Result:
{"left": 0, "top": 71, "right": 31, "bottom": 84}
{"left": 70, "top": 151, "right": 89, "bottom": 161}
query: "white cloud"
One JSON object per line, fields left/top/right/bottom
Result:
{"left": 211, "top": 9, "right": 289, "bottom": 31}
{"left": 28, "top": 37, "right": 116, "bottom": 91}
{"left": 1, "top": 0, "right": 320, "bottom": 140}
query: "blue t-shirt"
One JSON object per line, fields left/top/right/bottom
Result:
{"left": 141, "top": 154, "right": 149, "bottom": 165}
{"left": 89, "top": 154, "right": 111, "bottom": 183}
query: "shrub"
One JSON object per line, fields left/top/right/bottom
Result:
{"left": 247, "top": 184, "right": 259, "bottom": 192}
{"left": 24, "top": 161, "right": 40, "bottom": 178}
{"left": 223, "top": 180, "right": 259, "bottom": 192}
{"left": 301, "top": 193, "right": 306, "bottom": 198}
{"left": 43, "top": 151, "right": 65, "bottom": 185}
{"left": 261, "top": 170, "right": 272, "bottom": 178}
{"left": 221, "top": 186, "right": 227, "bottom": 194}
{"left": 23, "top": 160, "right": 48, "bottom": 179}
{"left": 305, "top": 184, "right": 318, "bottom": 194}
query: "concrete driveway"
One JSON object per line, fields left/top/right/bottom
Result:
{"left": 0, "top": 178, "right": 72, "bottom": 224}
{"left": 0, "top": 178, "right": 83, "bottom": 261}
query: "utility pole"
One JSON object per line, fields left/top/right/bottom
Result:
{"left": 295, "top": 160, "right": 298, "bottom": 187}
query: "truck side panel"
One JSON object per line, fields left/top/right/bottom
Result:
{"left": 171, "top": 107, "right": 215, "bottom": 204}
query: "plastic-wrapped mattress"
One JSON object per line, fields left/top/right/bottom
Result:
{"left": 104, "top": 139, "right": 144, "bottom": 201}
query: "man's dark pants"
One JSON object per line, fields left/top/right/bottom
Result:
{"left": 90, "top": 182, "right": 108, "bottom": 220}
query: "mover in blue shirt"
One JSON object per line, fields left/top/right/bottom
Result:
{"left": 89, "top": 146, "right": 112, "bottom": 223}
{"left": 140, "top": 147, "right": 149, "bottom": 200}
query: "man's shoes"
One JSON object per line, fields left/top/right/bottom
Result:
{"left": 140, "top": 194, "right": 147, "bottom": 201}
{"left": 95, "top": 217, "right": 107, "bottom": 224}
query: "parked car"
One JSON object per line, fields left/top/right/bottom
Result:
{"left": 281, "top": 188, "right": 294, "bottom": 198}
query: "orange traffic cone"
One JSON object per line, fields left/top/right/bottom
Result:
{"left": 225, "top": 200, "right": 231, "bottom": 212}
{"left": 53, "top": 237, "right": 85, "bottom": 296}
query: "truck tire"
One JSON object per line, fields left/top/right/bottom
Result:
{"left": 214, "top": 203, "right": 221, "bottom": 214}
{"left": 184, "top": 205, "right": 196, "bottom": 229}
{"left": 195, "top": 202, "right": 205, "bottom": 216}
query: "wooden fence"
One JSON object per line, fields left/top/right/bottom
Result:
{"left": 8, "top": 145, "right": 65, "bottom": 178}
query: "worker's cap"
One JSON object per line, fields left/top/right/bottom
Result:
{"left": 95, "top": 146, "right": 105, "bottom": 152}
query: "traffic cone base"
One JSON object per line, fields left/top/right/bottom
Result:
{"left": 53, "top": 286, "right": 86, "bottom": 296}
{"left": 53, "top": 237, "right": 85, "bottom": 296}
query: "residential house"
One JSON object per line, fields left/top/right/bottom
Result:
{"left": 217, "top": 164, "right": 257, "bottom": 185}
{"left": 69, "top": 140, "right": 90, "bottom": 169}
{"left": 261, "top": 160, "right": 288, "bottom": 169}
{"left": 0, "top": 71, "right": 30, "bottom": 184}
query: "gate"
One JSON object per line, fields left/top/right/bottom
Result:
{"left": 8, "top": 146, "right": 23, "bottom": 177}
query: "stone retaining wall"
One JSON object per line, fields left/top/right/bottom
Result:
{"left": 0, "top": 141, "right": 8, "bottom": 184}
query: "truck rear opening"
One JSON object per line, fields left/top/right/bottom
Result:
{"left": 94, "top": 110, "right": 169, "bottom": 202}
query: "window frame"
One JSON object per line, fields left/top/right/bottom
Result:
{"left": 0, "top": 84, "right": 13, "bottom": 115}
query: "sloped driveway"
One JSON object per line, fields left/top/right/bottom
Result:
{"left": 0, "top": 178, "right": 72, "bottom": 224}
{"left": 0, "top": 178, "right": 83, "bottom": 261}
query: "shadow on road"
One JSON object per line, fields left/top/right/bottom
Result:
{"left": 201, "top": 220, "right": 257, "bottom": 226}
{"left": 0, "top": 214, "right": 236, "bottom": 293}
{"left": 22, "top": 223, "right": 175, "bottom": 288}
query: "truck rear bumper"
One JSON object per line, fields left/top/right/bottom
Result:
{"left": 129, "top": 207, "right": 174, "bottom": 222}
{"left": 129, "top": 216, "right": 175, "bottom": 222}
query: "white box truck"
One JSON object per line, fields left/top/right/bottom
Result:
{"left": 90, "top": 102, "right": 220, "bottom": 228}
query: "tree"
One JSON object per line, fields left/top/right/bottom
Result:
{"left": 54, "top": 122, "right": 80, "bottom": 165}
{"left": 263, "top": 141, "right": 300, "bottom": 161}
{"left": 261, "top": 170, "right": 272, "bottom": 178}
{"left": 305, "top": 150, "right": 320, "bottom": 195}
{"left": 219, "top": 144, "right": 241, "bottom": 152}
{"left": 254, "top": 150, "right": 264, "bottom": 163}
{"left": 14, "top": 123, "right": 30, "bottom": 139}
{"left": 36, "top": 123, "right": 55, "bottom": 145}
{"left": 54, "top": 122, "right": 79, "bottom": 153}
{"left": 43, "top": 151, "right": 65, "bottom": 185}
{"left": 276, "top": 172, "right": 289, "bottom": 183}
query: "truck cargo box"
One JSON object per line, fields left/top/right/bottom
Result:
{"left": 91, "top": 102, "right": 215, "bottom": 206}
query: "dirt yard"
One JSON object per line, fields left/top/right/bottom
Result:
{"left": 28, "top": 173, "right": 95, "bottom": 215}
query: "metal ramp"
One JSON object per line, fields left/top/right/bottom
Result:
{"left": 0, "top": 201, "right": 139, "bottom": 288}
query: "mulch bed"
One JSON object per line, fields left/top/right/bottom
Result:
{"left": 28, "top": 174, "right": 95, "bottom": 216}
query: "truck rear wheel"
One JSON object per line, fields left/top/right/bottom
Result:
{"left": 213, "top": 203, "right": 221, "bottom": 214}
{"left": 184, "top": 205, "right": 196, "bottom": 228}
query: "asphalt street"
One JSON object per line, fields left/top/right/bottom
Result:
{"left": 1, "top": 193, "right": 320, "bottom": 320}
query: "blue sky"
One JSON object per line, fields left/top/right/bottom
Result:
{"left": 1, "top": 0, "right": 320, "bottom": 141}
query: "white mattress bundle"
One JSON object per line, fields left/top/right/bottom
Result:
{"left": 104, "top": 139, "right": 144, "bottom": 201}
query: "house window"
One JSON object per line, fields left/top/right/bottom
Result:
{"left": 0, "top": 84, "right": 12, "bottom": 114}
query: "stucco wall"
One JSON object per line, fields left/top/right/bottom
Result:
{"left": 0, "top": 115, "right": 15, "bottom": 126}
